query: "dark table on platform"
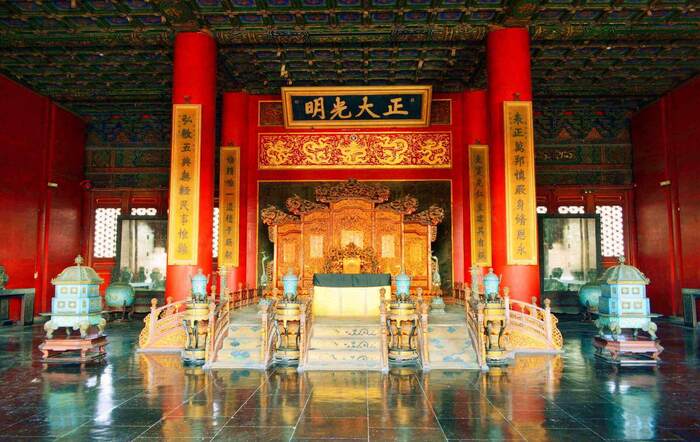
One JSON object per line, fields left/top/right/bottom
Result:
{"left": 312, "top": 273, "right": 392, "bottom": 287}
{"left": 682, "top": 288, "right": 700, "bottom": 328}
{"left": 0, "top": 288, "right": 35, "bottom": 325}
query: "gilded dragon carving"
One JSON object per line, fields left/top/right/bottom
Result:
{"left": 405, "top": 205, "right": 445, "bottom": 226}
{"left": 263, "top": 139, "right": 291, "bottom": 166}
{"left": 285, "top": 195, "right": 328, "bottom": 215}
{"left": 376, "top": 195, "right": 419, "bottom": 215}
{"left": 315, "top": 179, "right": 390, "bottom": 204}
{"left": 261, "top": 205, "right": 300, "bottom": 226}
{"left": 302, "top": 137, "right": 332, "bottom": 164}
{"left": 375, "top": 136, "right": 409, "bottom": 165}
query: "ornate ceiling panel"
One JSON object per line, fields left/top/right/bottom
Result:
{"left": 0, "top": 0, "right": 697, "bottom": 120}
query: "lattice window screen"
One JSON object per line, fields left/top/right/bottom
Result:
{"left": 536, "top": 206, "right": 548, "bottom": 214}
{"left": 213, "top": 207, "right": 219, "bottom": 259}
{"left": 93, "top": 208, "right": 121, "bottom": 258}
{"left": 130, "top": 207, "right": 157, "bottom": 216}
{"left": 557, "top": 205, "right": 585, "bottom": 214}
{"left": 596, "top": 205, "right": 625, "bottom": 257}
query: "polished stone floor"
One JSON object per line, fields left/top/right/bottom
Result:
{"left": 0, "top": 317, "right": 698, "bottom": 441}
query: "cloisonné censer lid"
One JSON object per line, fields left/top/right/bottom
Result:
{"left": 600, "top": 256, "right": 649, "bottom": 286}
{"left": 51, "top": 255, "right": 103, "bottom": 286}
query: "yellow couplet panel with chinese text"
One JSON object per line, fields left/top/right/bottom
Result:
{"left": 218, "top": 146, "right": 240, "bottom": 267}
{"left": 503, "top": 101, "right": 538, "bottom": 265}
{"left": 468, "top": 145, "right": 492, "bottom": 267}
{"left": 167, "top": 104, "right": 201, "bottom": 265}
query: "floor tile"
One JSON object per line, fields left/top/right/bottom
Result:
{"left": 293, "top": 416, "right": 369, "bottom": 439}
{"left": 303, "top": 401, "right": 368, "bottom": 418}
{"left": 516, "top": 428, "right": 604, "bottom": 442}
{"left": 138, "top": 416, "right": 228, "bottom": 439}
{"left": 212, "top": 425, "right": 295, "bottom": 441}
{"left": 370, "top": 427, "right": 446, "bottom": 441}
{"left": 438, "top": 417, "right": 524, "bottom": 440}
{"left": 229, "top": 406, "right": 303, "bottom": 426}
{"left": 58, "top": 424, "right": 150, "bottom": 441}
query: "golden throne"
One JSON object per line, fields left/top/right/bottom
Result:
{"left": 322, "top": 243, "right": 380, "bottom": 274}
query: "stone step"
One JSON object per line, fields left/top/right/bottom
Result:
{"left": 427, "top": 337, "right": 473, "bottom": 355}
{"left": 306, "top": 348, "right": 381, "bottom": 362}
{"left": 221, "top": 336, "right": 262, "bottom": 351}
{"left": 302, "top": 360, "right": 383, "bottom": 371}
{"left": 310, "top": 324, "right": 381, "bottom": 339}
{"left": 228, "top": 324, "right": 263, "bottom": 338}
{"left": 307, "top": 337, "right": 382, "bottom": 351}
{"left": 427, "top": 324, "right": 469, "bottom": 337}
{"left": 215, "top": 347, "right": 263, "bottom": 365}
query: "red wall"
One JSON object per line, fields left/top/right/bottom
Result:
{"left": 0, "top": 75, "right": 86, "bottom": 317}
{"left": 631, "top": 76, "right": 700, "bottom": 316}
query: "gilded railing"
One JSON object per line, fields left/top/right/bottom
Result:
{"left": 204, "top": 292, "right": 232, "bottom": 365}
{"left": 379, "top": 294, "right": 389, "bottom": 373}
{"left": 416, "top": 300, "right": 430, "bottom": 371}
{"left": 138, "top": 297, "right": 188, "bottom": 352}
{"left": 505, "top": 294, "right": 563, "bottom": 352}
{"left": 297, "top": 295, "right": 313, "bottom": 370}
{"left": 464, "top": 297, "right": 488, "bottom": 370}
{"left": 260, "top": 299, "right": 278, "bottom": 368}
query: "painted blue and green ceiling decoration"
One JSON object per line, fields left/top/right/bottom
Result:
{"left": 0, "top": 0, "right": 698, "bottom": 187}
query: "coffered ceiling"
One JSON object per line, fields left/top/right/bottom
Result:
{"left": 0, "top": 0, "right": 697, "bottom": 120}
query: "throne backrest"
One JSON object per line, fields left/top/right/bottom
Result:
{"left": 323, "top": 243, "right": 380, "bottom": 274}
{"left": 342, "top": 257, "right": 362, "bottom": 274}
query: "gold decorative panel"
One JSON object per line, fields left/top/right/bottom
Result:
{"left": 258, "top": 132, "right": 452, "bottom": 169}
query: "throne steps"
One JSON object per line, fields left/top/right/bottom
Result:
{"left": 303, "top": 317, "right": 383, "bottom": 371}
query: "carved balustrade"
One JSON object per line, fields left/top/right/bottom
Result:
{"left": 138, "top": 297, "right": 188, "bottom": 352}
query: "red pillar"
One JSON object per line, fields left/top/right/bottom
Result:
{"left": 486, "top": 28, "right": 541, "bottom": 302}
{"left": 462, "top": 90, "right": 489, "bottom": 275}
{"left": 166, "top": 32, "right": 217, "bottom": 301}
{"left": 221, "top": 92, "right": 249, "bottom": 291}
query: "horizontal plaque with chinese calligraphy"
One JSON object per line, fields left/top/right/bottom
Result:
{"left": 167, "top": 104, "right": 201, "bottom": 265}
{"left": 281, "top": 86, "right": 431, "bottom": 128}
{"left": 503, "top": 101, "right": 538, "bottom": 265}
{"left": 468, "top": 145, "right": 492, "bottom": 267}
{"left": 258, "top": 132, "right": 451, "bottom": 169}
{"left": 219, "top": 146, "right": 240, "bottom": 268}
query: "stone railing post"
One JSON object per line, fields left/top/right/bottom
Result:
{"left": 503, "top": 287, "right": 511, "bottom": 322}
{"left": 544, "top": 298, "right": 553, "bottom": 343}
{"left": 205, "top": 302, "right": 216, "bottom": 361}
{"left": 146, "top": 298, "right": 158, "bottom": 345}
{"left": 420, "top": 302, "right": 430, "bottom": 370}
{"left": 379, "top": 288, "right": 389, "bottom": 372}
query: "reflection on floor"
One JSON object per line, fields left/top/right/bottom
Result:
{"left": 0, "top": 318, "right": 698, "bottom": 441}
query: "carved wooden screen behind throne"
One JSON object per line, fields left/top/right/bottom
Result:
{"left": 261, "top": 180, "right": 444, "bottom": 291}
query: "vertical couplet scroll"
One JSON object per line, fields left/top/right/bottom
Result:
{"left": 167, "top": 104, "right": 202, "bottom": 265}
{"left": 503, "top": 101, "right": 537, "bottom": 265}
{"left": 218, "top": 146, "right": 241, "bottom": 267}
{"left": 468, "top": 145, "right": 492, "bottom": 267}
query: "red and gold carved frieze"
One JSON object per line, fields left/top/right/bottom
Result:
{"left": 258, "top": 132, "right": 452, "bottom": 169}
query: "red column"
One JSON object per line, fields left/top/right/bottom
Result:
{"left": 166, "top": 32, "right": 217, "bottom": 301}
{"left": 221, "top": 92, "right": 249, "bottom": 291}
{"left": 462, "top": 90, "right": 489, "bottom": 275}
{"left": 486, "top": 28, "right": 541, "bottom": 302}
